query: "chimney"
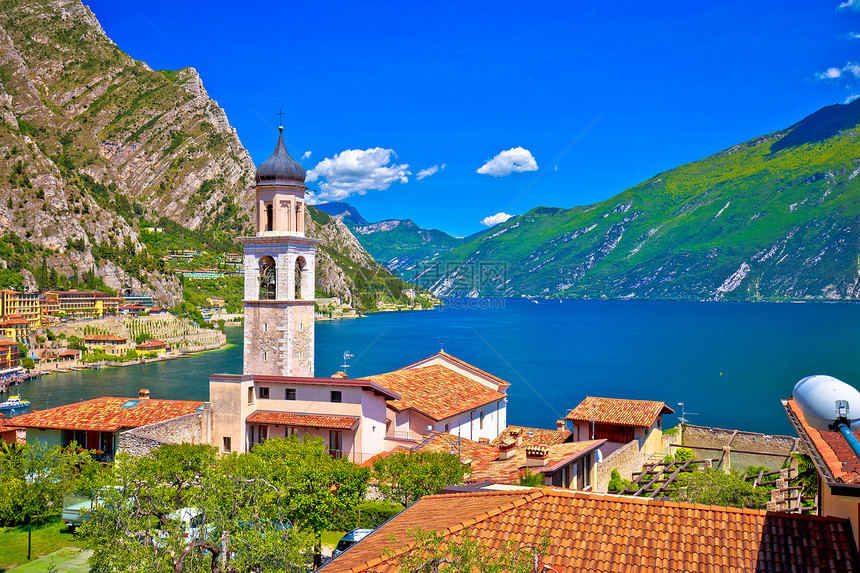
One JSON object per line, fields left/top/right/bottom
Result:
{"left": 525, "top": 445, "right": 550, "bottom": 468}
{"left": 498, "top": 438, "right": 518, "bottom": 460}
{"left": 510, "top": 428, "right": 523, "bottom": 448}
{"left": 478, "top": 437, "right": 489, "bottom": 444}
{"left": 138, "top": 388, "right": 150, "bottom": 399}
{"left": 331, "top": 371, "right": 348, "bottom": 379}
{"left": 557, "top": 420, "right": 566, "bottom": 432}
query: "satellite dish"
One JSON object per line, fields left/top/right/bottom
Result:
{"left": 793, "top": 375, "right": 860, "bottom": 432}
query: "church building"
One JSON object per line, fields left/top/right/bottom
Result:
{"left": 209, "top": 126, "right": 508, "bottom": 462}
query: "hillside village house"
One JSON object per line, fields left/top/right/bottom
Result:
{"left": 0, "top": 315, "right": 30, "bottom": 342}
{"left": 136, "top": 339, "right": 168, "bottom": 356}
{"left": 42, "top": 290, "right": 120, "bottom": 319}
{"left": 0, "top": 289, "right": 41, "bottom": 330}
{"left": 565, "top": 396, "right": 673, "bottom": 463}
{"left": 84, "top": 334, "right": 129, "bottom": 356}
{"left": 0, "top": 340, "right": 20, "bottom": 372}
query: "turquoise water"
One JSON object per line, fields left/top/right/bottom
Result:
{"left": 9, "top": 299, "right": 860, "bottom": 436}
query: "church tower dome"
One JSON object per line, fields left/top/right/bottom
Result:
{"left": 254, "top": 126, "right": 306, "bottom": 188}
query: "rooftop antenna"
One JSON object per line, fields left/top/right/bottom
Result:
{"left": 341, "top": 350, "right": 353, "bottom": 376}
{"left": 794, "top": 375, "right": 860, "bottom": 459}
{"left": 677, "top": 402, "right": 698, "bottom": 425}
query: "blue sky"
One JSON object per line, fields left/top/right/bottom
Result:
{"left": 87, "top": 0, "right": 860, "bottom": 236}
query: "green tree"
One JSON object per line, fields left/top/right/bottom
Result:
{"left": 21, "top": 356, "right": 35, "bottom": 369}
{"left": 517, "top": 469, "right": 546, "bottom": 487}
{"left": 0, "top": 442, "right": 103, "bottom": 526}
{"left": 389, "top": 528, "right": 550, "bottom": 573}
{"left": 373, "top": 450, "right": 470, "bottom": 507}
{"left": 789, "top": 452, "right": 818, "bottom": 498}
{"left": 251, "top": 436, "right": 370, "bottom": 568}
{"left": 671, "top": 468, "right": 767, "bottom": 509}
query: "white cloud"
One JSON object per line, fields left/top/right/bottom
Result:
{"left": 845, "top": 32, "right": 860, "bottom": 39}
{"left": 415, "top": 163, "right": 446, "bottom": 180}
{"left": 305, "top": 148, "right": 410, "bottom": 202}
{"left": 476, "top": 147, "right": 538, "bottom": 177}
{"left": 816, "top": 62, "right": 860, "bottom": 80}
{"left": 302, "top": 151, "right": 312, "bottom": 160}
{"left": 846, "top": 94, "right": 860, "bottom": 104}
{"left": 480, "top": 212, "right": 513, "bottom": 227}
{"left": 838, "top": 0, "right": 860, "bottom": 11}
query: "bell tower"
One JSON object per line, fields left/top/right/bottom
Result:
{"left": 241, "top": 125, "right": 317, "bottom": 376}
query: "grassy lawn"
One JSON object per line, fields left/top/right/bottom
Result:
{"left": 0, "top": 519, "right": 88, "bottom": 571}
{"left": 321, "top": 530, "right": 346, "bottom": 551}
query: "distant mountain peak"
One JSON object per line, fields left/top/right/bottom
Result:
{"left": 315, "top": 202, "right": 368, "bottom": 226}
{"left": 770, "top": 97, "right": 860, "bottom": 154}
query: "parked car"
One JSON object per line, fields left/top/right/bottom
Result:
{"left": 333, "top": 528, "right": 375, "bottom": 557}
{"left": 62, "top": 486, "right": 124, "bottom": 530}
{"left": 153, "top": 507, "right": 212, "bottom": 548}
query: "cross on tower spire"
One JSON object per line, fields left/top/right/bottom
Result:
{"left": 277, "top": 109, "right": 284, "bottom": 128}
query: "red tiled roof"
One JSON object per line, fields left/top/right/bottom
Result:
{"left": 784, "top": 398, "right": 860, "bottom": 485}
{"left": 0, "top": 317, "right": 29, "bottom": 326}
{"left": 84, "top": 335, "right": 127, "bottom": 342}
{"left": 489, "top": 425, "right": 570, "bottom": 448}
{"left": 322, "top": 489, "right": 856, "bottom": 573}
{"left": 400, "top": 351, "right": 511, "bottom": 387}
{"left": 246, "top": 411, "right": 359, "bottom": 430}
{"left": 10, "top": 397, "right": 204, "bottom": 432}
{"left": 369, "top": 364, "right": 506, "bottom": 421}
{"left": 136, "top": 340, "right": 166, "bottom": 349}
{"left": 565, "top": 396, "right": 674, "bottom": 427}
{"left": 0, "top": 341, "right": 18, "bottom": 347}
{"left": 413, "top": 433, "right": 603, "bottom": 484}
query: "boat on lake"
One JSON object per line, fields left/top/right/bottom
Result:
{"left": 0, "top": 395, "right": 30, "bottom": 411}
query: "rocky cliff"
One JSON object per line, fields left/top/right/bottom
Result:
{"left": 0, "top": 0, "right": 410, "bottom": 308}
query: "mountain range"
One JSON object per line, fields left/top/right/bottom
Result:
{"left": 324, "top": 99, "right": 860, "bottom": 301}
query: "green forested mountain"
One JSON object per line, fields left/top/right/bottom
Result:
{"left": 422, "top": 99, "right": 860, "bottom": 301}
{"left": 316, "top": 202, "right": 466, "bottom": 281}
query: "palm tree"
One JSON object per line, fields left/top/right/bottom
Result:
{"left": 789, "top": 452, "right": 818, "bottom": 498}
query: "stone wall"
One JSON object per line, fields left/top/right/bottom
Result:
{"left": 676, "top": 424, "right": 798, "bottom": 472}
{"left": 594, "top": 441, "right": 641, "bottom": 493}
{"left": 118, "top": 412, "right": 204, "bottom": 457}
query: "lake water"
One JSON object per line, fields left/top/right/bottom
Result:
{"left": 8, "top": 299, "right": 860, "bottom": 436}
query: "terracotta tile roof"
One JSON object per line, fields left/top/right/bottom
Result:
{"left": 84, "top": 335, "right": 127, "bottom": 342}
{"left": 0, "top": 341, "right": 18, "bottom": 347}
{"left": 784, "top": 398, "right": 860, "bottom": 485}
{"left": 10, "top": 397, "right": 204, "bottom": 432}
{"left": 246, "top": 411, "right": 359, "bottom": 431}
{"left": 322, "top": 489, "right": 856, "bottom": 573}
{"left": 413, "top": 433, "right": 603, "bottom": 484}
{"left": 368, "top": 365, "right": 506, "bottom": 421}
{"left": 0, "top": 317, "right": 29, "bottom": 326}
{"left": 136, "top": 340, "right": 166, "bottom": 349}
{"left": 565, "top": 396, "right": 674, "bottom": 428}
{"left": 489, "top": 425, "right": 571, "bottom": 448}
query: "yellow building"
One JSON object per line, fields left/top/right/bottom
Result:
{"left": 42, "top": 290, "right": 119, "bottom": 319}
{"left": 0, "top": 290, "right": 40, "bottom": 331}
{"left": 0, "top": 316, "right": 30, "bottom": 343}
{"left": 83, "top": 334, "right": 128, "bottom": 356}
{"left": 135, "top": 339, "right": 168, "bottom": 356}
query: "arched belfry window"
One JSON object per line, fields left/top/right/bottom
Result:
{"left": 265, "top": 204, "right": 273, "bottom": 232}
{"left": 259, "top": 256, "right": 276, "bottom": 300}
{"left": 295, "top": 257, "right": 306, "bottom": 300}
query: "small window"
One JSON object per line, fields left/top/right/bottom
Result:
{"left": 248, "top": 387, "right": 254, "bottom": 405}
{"left": 223, "top": 437, "right": 232, "bottom": 453}
{"left": 480, "top": 411, "right": 484, "bottom": 430}
{"left": 445, "top": 424, "right": 449, "bottom": 433}
{"left": 264, "top": 322, "right": 268, "bottom": 332}
{"left": 286, "top": 388, "right": 296, "bottom": 400}
{"left": 259, "top": 387, "right": 270, "bottom": 399}
{"left": 331, "top": 391, "right": 342, "bottom": 403}
{"left": 263, "top": 351, "right": 267, "bottom": 361}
